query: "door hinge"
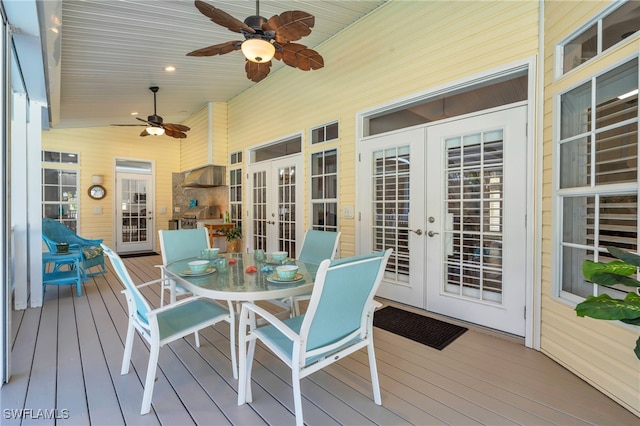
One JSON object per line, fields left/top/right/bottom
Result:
{"left": 358, "top": 212, "right": 361, "bottom": 221}
{"left": 524, "top": 306, "right": 526, "bottom": 319}
{"left": 358, "top": 153, "right": 361, "bottom": 162}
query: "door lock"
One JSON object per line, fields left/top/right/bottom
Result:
{"left": 428, "top": 230, "right": 439, "bottom": 237}
{"left": 409, "top": 229, "right": 423, "bottom": 235}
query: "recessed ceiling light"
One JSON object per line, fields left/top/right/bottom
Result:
{"left": 165, "top": 65, "right": 176, "bottom": 72}
{"left": 130, "top": 112, "right": 138, "bottom": 116}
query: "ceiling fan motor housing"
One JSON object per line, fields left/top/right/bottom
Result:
{"left": 244, "top": 15, "right": 267, "bottom": 31}
{"left": 147, "top": 114, "right": 163, "bottom": 125}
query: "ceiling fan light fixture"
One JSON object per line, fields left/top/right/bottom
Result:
{"left": 146, "top": 126, "right": 165, "bottom": 136}
{"left": 241, "top": 38, "right": 275, "bottom": 63}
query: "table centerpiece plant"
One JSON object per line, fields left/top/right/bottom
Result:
{"left": 222, "top": 226, "right": 242, "bottom": 253}
{"left": 576, "top": 246, "right": 640, "bottom": 360}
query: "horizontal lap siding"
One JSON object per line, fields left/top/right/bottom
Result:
{"left": 227, "top": 0, "right": 539, "bottom": 257}
{"left": 542, "top": 0, "right": 640, "bottom": 416}
{"left": 42, "top": 126, "right": 180, "bottom": 248}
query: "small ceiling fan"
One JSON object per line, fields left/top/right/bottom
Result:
{"left": 186, "top": 0, "right": 324, "bottom": 82}
{"left": 112, "top": 87, "right": 190, "bottom": 139}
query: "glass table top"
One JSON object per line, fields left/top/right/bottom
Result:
{"left": 164, "top": 252, "right": 319, "bottom": 301}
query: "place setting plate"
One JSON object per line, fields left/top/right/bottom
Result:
{"left": 266, "top": 273, "right": 304, "bottom": 284}
{"left": 178, "top": 267, "right": 216, "bottom": 277}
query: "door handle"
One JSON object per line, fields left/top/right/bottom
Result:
{"left": 409, "top": 229, "right": 423, "bottom": 235}
{"left": 267, "top": 220, "right": 276, "bottom": 225}
{"left": 428, "top": 230, "right": 439, "bottom": 237}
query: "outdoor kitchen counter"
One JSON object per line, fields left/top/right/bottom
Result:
{"left": 198, "top": 222, "right": 234, "bottom": 249}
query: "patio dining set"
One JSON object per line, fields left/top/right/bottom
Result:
{"left": 42, "top": 221, "right": 392, "bottom": 426}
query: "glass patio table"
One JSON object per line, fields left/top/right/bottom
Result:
{"left": 162, "top": 252, "right": 319, "bottom": 303}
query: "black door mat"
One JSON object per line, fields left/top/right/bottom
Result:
{"left": 119, "top": 251, "right": 159, "bottom": 258}
{"left": 373, "top": 306, "right": 467, "bottom": 350}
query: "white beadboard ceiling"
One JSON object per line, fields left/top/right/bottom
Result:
{"left": 43, "top": 0, "right": 387, "bottom": 129}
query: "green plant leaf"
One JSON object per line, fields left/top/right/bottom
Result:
{"left": 589, "top": 272, "right": 640, "bottom": 288}
{"left": 575, "top": 293, "right": 640, "bottom": 321}
{"left": 607, "top": 246, "right": 640, "bottom": 268}
{"left": 635, "top": 337, "right": 640, "bottom": 361}
{"left": 581, "top": 260, "right": 637, "bottom": 281}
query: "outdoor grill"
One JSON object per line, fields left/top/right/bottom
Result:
{"left": 180, "top": 205, "right": 220, "bottom": 229}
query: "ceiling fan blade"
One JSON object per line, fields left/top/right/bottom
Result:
{"left": 163, "top": 123, "right": 191, "bottom": 133}
{"left": 277, "top": 43, "right": 324, "bottom": 71}
{"left": 194, "top": 0, "right": 255, "bottom": 34}
{"left": 136, "top": 117, "right": 153, "bottom": 125}
{"left": 245, "top": 60, "right": 272, "bottom": 82}
{"left": 267, "top": 11, "right": 314, "bottom": 43}
{"left": 111, "top": 124, "right": 146, "bottom": 127}
{"left": 186, "top": 40, "right": 242, "bottom": 57}
{"left": 140, "top": 129, "right": 150, "bottom": 137}
{"left": 164, "top": 127, "right": 188, "bottom": 139}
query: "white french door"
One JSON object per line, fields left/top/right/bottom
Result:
{"left": 248, "top": 155, "right": 304, "bottom": 256}
{"left": 360, "top": 128, "right": 427, "bottom": 306}
{"left": 115, "top": 173, "right": 154, "bottom": 253}
{"left": 360, "top": 106, "right": 528, "bottom": 335}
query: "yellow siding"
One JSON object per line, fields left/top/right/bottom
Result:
{"left": 181, "top": 102, "right": 228, "bottom": 171}
{"left": 181, "top": 104, "right": 210, "bottom": 170}
{"left": 542, "top": 1, "right": 640, "bottom": 416}
{"left": 227, "top": 0, "right": 539, "bottom": 257}
{"left": 41, "top": 126, "right": 180, "bottom": 251}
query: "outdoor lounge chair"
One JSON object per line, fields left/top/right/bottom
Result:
{"left": 42, "top": 218, "right": 107, "bottom": 278}
{"left": 237, "top": 249, "right": 392, "bottom": 426}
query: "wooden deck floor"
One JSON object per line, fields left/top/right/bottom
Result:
{"left": 2, "top": 254, "right": 638, "bottom": 425}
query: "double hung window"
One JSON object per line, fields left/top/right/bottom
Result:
{"left": 556, "top": 59, "right": 638, "bottom": 299}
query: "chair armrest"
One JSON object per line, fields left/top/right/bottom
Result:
{"left": 240, "top": 302, "right": 300, "bottom": 342}
{"left": 135, "top": 278, "right": 170, "bottom": 289}
{"left": 146, "top": 294, "right": 209, "bottom": 317}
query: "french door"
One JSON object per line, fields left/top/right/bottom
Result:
{"left": 115, "top": 172, "right": 154, "bottom": 253}
{"left": 248, "top": 155, "right": 304, "bottom": 257}
{"left": 360, "top": 106, "right": 528, "bottom": 335}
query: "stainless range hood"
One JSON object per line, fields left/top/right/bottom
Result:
{"left": 181, "top": 165, "right": 226, "bottom": 187}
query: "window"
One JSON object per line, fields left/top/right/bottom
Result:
{"left": 556, "top": 59, "right": 638, "bottom": 299}
{"left": 250, "top": 136, "right": 301, "bottom": 163}
{"left": 42, "top": 150, "right": 79, "bottom": 164}
{"left": 365, "top": 71, "right": 528, "bottom": 137}
{"left": 310, "top": 121, "right": 339, "bottom": 144}
{"left": 229, "top": 168, "right": 243, "bottom": 230}
{"left": 310, "top": 149, "right": 338, "bottom": 232}
{"left": 559, "top": 1, "right": 639, "bottom": 75}
{"left": 42, "top": 168, "right": 79, "bottom": 232}
{"left": 230, "top": 151, "right": 243, "bottom": 165}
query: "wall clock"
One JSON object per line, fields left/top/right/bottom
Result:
{"left": 88, "top": 184, "right": 106, "bottom": 200}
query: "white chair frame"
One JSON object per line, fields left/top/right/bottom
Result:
{"left": 237, "top": 249, "right": 392, "bottom": 426}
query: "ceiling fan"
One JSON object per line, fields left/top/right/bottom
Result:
{"left": 186, "top": 0, "right": 324, "bottom": 82}
{"left": 112, "top": 87, "right": 190, "bottom": 139}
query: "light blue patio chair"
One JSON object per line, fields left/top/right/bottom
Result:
{"left": 102, "top": 244, "right": 237, "bottom": 415}
{"left": 289, "top": 230, "right": 341, "bottom": 315}
{"left": 237, "top": 248, "right": 392, "bottom": 426}
{"left": 297, "top": 229, "right": 341, "bottom": 264}
{"left": 157, "top": 228, "right": 211, "bottom": 306}
{"left": 42, "top": 218, "right": 107, "bottom": 278}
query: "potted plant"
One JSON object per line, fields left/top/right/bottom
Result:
{"left": 222, "top": 226, "right": 242, "bottom": 253}
{"left": 576, "top": 246, "right": 640, "bottom": 360}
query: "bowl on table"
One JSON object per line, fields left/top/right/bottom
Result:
{"left": 270, "top": 251, "right": 288, "bottom": 263}
{"left": 200, "top": 248, "right": 220, "bottom": 259}
{"left": 276, "top": 265, "right": 299, "bottom": 281}
{"left": 188, "top": 260, "right": 210, "bottom": 274}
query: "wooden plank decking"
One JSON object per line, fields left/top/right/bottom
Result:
{"left": 2, "top": 254, "right": 638, "bottom": 425}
